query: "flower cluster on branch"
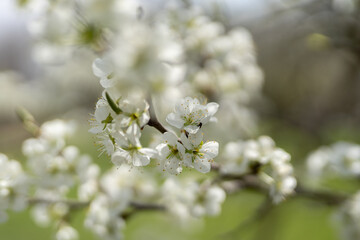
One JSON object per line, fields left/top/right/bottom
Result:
{"left": 1, "top": 1, "right": 358, "bottom": 240}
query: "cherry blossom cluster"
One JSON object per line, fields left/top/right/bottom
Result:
{"left": 90, "top": 92, "right": 220, "bottom": 175}
{"left": 85, "top": 165, "right": 157, "bottom": 240}
{"left": 19, "top": 120, "right": 99, "bottom": 238}
{"left": 161, "top": 177, "right": 225, "bottom": 220}
{"left": 88, "top": 3, "right": 263, "bottom": 140}
{"left": 221, "top": 136, "right": 297, "bottom": 203}
{"left": 337, "top": 191, "right": 360, "bottom": 240}
{"left": 307, "top": 141, "right": 360, "bottom": 179}
{"left": 23, "top": 120, "right": 99, "bottom": 199}
{"left": 0, "top": 117, "right": 228, "bottom": 240}
{"left": 157, "top": 97, "right": 219, "bottom": 174}
{"left": 89, "top": 91, "right": 157, "bottom": 167}
{"left": 6, "top": 1, "right": 360, "bottom": 240}
{"left": 0, "top": 154, "right": 28, "bottom": 223}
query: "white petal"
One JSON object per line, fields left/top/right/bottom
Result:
{"left": 206, "top": 102, "right": 219, "bottom": 116}
{"left": 175, "top": 99, "right": 190, "bottom": 114}
{"left": 94, "top": 105, "right": 110, "bottom": 122}
{"left": 163, "top": 132, "right": 178, "bottom": 146}
{"left": 139, "top": 112, "right": 150, "bottom": 127}
{"left": 201, "top": 141, "right": 219, "bottom": 158}
{"left": 139, "top": 148, "right": 157, "bottom": 158}
{"left": 126, "top": 124, "right": 141, "bottom": 146}
{"left": 188, "top": 131, "right": 203, "bottom": 147}
{"left": 114, "top": 130, "right": 128, "bottom": 147}
{"left": 184, "top": 125, "right": 200, "bottom": 134}
{"left": 156, "top": 143, "right": 170, "bottom": 159}
{"left": 165, "top": 157, "right": 182, "bottom": 174}
{"left": 111, "top": 149, "right": 130, "bottom": 166}
{"left": 182, "top": 153, "right": 193, "bottom": 167}
{"left": 187, "top": 97, "right": 199, "bottom": 112}
{"left": 166, "top": 113, "right": 185, "bottom": 129}
{"left": 133, "top": 152, "right": 150, "bottom": 166}
{"left": 100, "top": 78, "right": 117, "bottom": 88}
{"left": 92, "top": 58, "right": 113, "bottom": 78}
{"left": 194, "top": 157, "right": 211, "bottom": 173}
{"left": 118, "top": 116, "right": 131, "bottom": 128}
{"left": 176, "top": 142, "right": 186, "bottom": 156}
{"left": 88, "top": 126, "right": 103, "bottom": 134}
{"left": 180, "top": 132, "right": 192, "bottom": 150}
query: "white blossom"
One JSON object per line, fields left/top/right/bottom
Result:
{"left": 221, "top": 136, "right": 296, "bottom": 203}
{"left": 101, "top": 165, "right": 156, "bottom": 202}
{"left": 267, "top": 149, "right": 297, "bottom": 204}
{"left": 31, "top": 202, "right": 69, "bottom": 227}
{"left": 56, "top": 224, "right": 79, "bottom": 240}
{"left": 22, "top": 120, "right": 98, "bottom": 201}
{"left": 161, "top": 178, "right": 226, "bottom": 220}
{"left": 156, "top": 132, "right": 186, "bottom": 175}
{"left": 337, "top": 191, "right": 360, "bottom": 240}
{"left": 85, "top": 194, "right": 125, "bottom": 240}
{"left": 89, "top": 97, "right": 114, "bottom": 135}
{"left": 221, "top": 136, "right": 276, "bottom": 175}
{"left": 180, "top": 131, "right": 219, "bottom": 173}
{"left": 307, "top": 142, "right": 360, "bottom": 179}
{"left": 111, "top": 124, "right": 156, "bottom": 167}
{"left": 92, "top": 58, "right": 116, "bottom": 89}
{"left": 0, "top": 154, "right": 29, "bottom": 223}
{"left": 166, "top": 97, "right": 218, "bottom": 134}
{"left": 115, "top": 96, "right": 150, "bottom": 129}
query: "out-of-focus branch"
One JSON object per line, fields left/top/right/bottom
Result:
{"left": 28, "top": 198, "right": 89, "bottom": 210}
{"left": 213, "top": 163, "right": 349, "bottom": 206}
{"left": 295, "top": 184, "right": 348, "bottom": 205}
{"left": 130, "top": 201, "right": 166, "bottom": 211}
{"left": 122, "top": 201, "right": 166, "bottom": 220}
{"left": 28, "top": 198, "right": 166, "bottom": 213}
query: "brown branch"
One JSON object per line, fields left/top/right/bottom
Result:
{"left": 28, "top": 198, "right": 166, "bottom": 214}
{"left": 130, "top": 201, "right": 166, "bottom": 211}
{"left": 122, "top": 202, "right": 166, "bottom": 220}
{"left": 147, "top": 118, "right": 168, "bottom": 134}
{"left": 28, "top": 198, "right": 89, "bottom": 210}
{"left": 294, "top": 184, "right": 349, "bottom": 205}
{"left": 216, "top": 172, "right": 349, "bottom": 206}
{"left": 146, "top": 96, "right": 168, "bottom": 134}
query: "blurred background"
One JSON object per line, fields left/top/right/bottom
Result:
{"left": 1, "top": 0, "right": 360, "bottom": 239}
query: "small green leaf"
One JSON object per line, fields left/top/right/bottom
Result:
{"left": 105, "top": 92, "right": 122, "bottom": 114}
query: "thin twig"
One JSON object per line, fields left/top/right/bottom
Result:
{"left": 146, "top": 96, "right": 168, "bottom": 134}
{"left": 28, "top": 198, "right": 89, "bottom": 210}
{"left": 294, "top": 184, "right": 348, "bottom": 205}
{"left": 28, "top": 198, "right": 166, "bottom": 212}
{"left": 130, "top": 201, "right": 166, "bottom": 211}
{"left": 122, "top": 201, "right": 166, "bottom": 220}
{"left": 148, "top": 118, "right": 168, "bottom": 134}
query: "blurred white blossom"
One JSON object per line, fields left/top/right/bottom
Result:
{"left": 336, "top": 191, "right": 360, "bottom": 240}
{"left": 0, "top": 154, "right": 29, "bottom": 223}
{"left": 161, "top": 178, "right": 225, "bottom": 221}
{"left": 307, "top": 142, "right": 360, "bottom": 179}
{"left": 221, "top": 136, "right": 296, "bottom": 203}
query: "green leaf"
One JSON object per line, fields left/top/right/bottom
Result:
{"left": 105, "top": 92, "right": 122, "bottom": 114}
